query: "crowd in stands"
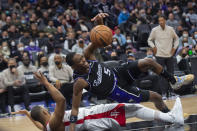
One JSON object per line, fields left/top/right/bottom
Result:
{"left": 0, "top": 0, "right": 197, "bottom": 114}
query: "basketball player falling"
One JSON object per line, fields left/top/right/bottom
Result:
{"left": 13, "top": 72, "right": 184, "bottom": 131}
{"left": 65, "top": 13, "right": 193, "bottom": 130}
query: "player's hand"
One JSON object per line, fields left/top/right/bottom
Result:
{"left": 34, "top": 71, "right": 48, "bottom": 85}
{"left": 12, "top": 110, "right": 29, "bottom": 115}
{"left": 91, "top": 13, "right": 109, "bottom": 22}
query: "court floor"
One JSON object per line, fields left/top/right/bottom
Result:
{"left": 0, "top": 95, "right": 197, "bottom": 131}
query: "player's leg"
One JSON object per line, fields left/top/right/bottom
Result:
{"left": 138, "top": 58, "right": 194, "bottom": 90}
{"left": 138, "top": 58, "right": 176, "bottom": 84}
{"left": 125, "top": 97, "right": 184, "bottom": 125}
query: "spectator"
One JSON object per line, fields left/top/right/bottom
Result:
{"left": 148, "top": 16, "right": 179, "bottom": 74}
{"left": 192, "top": 31, "right": 197, "bottom": 45}
{"left": 19, "top": 30, "right": 31, "bottom": 46}
{"left": 186, "top": 9, "right": 197, "bottom": 26}
{"left": 38, "top": 56, "right": 49, "bottom": 80}
{"left": 74, "top": 18, "right": 89, "bottom": 37}
{"left": 166, "top": 13, "right": 179, "bottom": 30}
{"left": 61, "top": 18, "right": 72, "bottom": 34}
{"left": 48, "top": 44, "right": 66, "bottom": 66}
{"left": 176, "top": 30, "right": 195, "bottom": 55}
{"left": 137, "top": 18, "right": 151, "bottom": 48}
{"left": 0, "top": 41, "right": 10, "bottom": 59}
{"left": 24, "top": 40, "right": 41, "bottom": 63}
{"left": 8, "top": 25, "right": 21, "bottom": 40}
{"left": 49, "top": 54, "right": 73, "bottom": 107}
{"left": 146, "top": 48, "right": 156, "bottom": 60}
{"left": 0, "top": 52, "right": 8, "bottom": 72}
{"left": 118, "top": 7, "right": 130, "bottom": 25}
{"left": 71, "top": 38, "right": 87, "bottom": 54}
{"left": 127, "top": 53, "right": 136, "bottom": 61}
{"left": 64, "top": 31, "right": 76, "bottom": 51}
{"left": 36, "top": 30, "right": 48, "bottom": 52}
{"left": 113, "top": 26, "right": 126, "bottom": 46}
{"left": 18, "top": 56, "right": 37, "bottom": 76}
{"left": 44, "top": 20, "right": 57, "bottom": 34}
{"left": 54, "top": 26, "right": 66, "bottom": 44}
{"left": 3, "top": 58, "right": 30, "bottom": 112}
{"left": 11, "top": 43, "right": 29, "bottom": 64}
{"left": 0, "top": 31, "right": 10, "bottom": 43}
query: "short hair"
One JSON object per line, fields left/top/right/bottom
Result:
{"left": 158, "top": 15, "right": 166, "bottom": 20}
{"left": 8, "top": 58, "right": 16, "bottom": 63}
{"left": 66, "top": 52, "right": 76, "bottom": 66}
{"left": 31, "top": 106, "right": 43, "bottom": 124}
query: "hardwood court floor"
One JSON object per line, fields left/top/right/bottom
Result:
{"left": 0, "top": 96, "right": 197, "bottom": 131}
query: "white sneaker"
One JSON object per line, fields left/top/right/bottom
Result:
{"left": 168, "top": 97, "right": 184, "bottom": 125}
{"left": 171, "top": 74, "right": 194, "bottom": 90}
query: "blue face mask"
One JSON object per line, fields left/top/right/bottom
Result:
{"left": 185, "top": 18, "right": 189, "bottom": 22}
{"left": 147, "top": 55, "right": 153, "bottom": 58}
{"left": 21, "top": 20, "right": 26, "bottom": 24}
{"left": 194, "top": 34, "right": 197, "bottom": 39}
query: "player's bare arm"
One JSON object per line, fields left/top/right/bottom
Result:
{"left": 34, "top": 72, "right": 65, "bottom": 130}
{"left": 84, "top": 13, "right": 109, "bottom": 60}
{"left": 70, "top": 78, "right": 89, "bottom": 131}
{"left": 12, "top": 110, "right": 44, "bottom": 130}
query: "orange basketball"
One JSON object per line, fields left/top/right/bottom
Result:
{"left": 90, "top": 25, "right": 113, "bottom": 47}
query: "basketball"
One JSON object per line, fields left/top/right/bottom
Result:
{"left": 90, "top": 25, "right": 113, "bottom": 47}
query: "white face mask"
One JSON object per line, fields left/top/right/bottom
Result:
{"left": 29, "top": 42, "right": 35, "bottom": 46}
{"left": 11, "top": 41, "right": 15, "bottom": 46}
{"left": 183, "top": 33, "right": 188, "bottom": 37}
{"left": 127, "top": 39, "right": 131, "bottom": 43}
{"left": 18, "top": 47, "right": 24, "bottom": 51}
{"left": 112, "top": 41, "right": 118, "bottom": 46}
{"left": 3, "top": 46, "right": 8, "bottom": 50}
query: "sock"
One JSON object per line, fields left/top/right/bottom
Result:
{"left": 160, "top": 69, "right": 176, "bottom": 84}
{"left": 155, "top": 111, "right": 174, "bottom": 123}
{"left": 161, "top": 107, "right": 170, "bottom": 113}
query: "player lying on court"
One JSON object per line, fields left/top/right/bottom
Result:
{"left": 66, "top": 13, "right": 193, "bottom": 130}
{"left": 12, "top": 72, "right": 184, "bottom": 131}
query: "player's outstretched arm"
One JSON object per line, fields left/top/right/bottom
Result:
{"left": 34, "top": 72, "right": 65, "bottom": 129}
{"left": 84, "top": 13, "right": 109, "bottom": 60}
{"left": 12, "top": 110, "right": 44, "bottom": 130}
{"left": 70, "top": 79, "right": 88, "bottom": 131}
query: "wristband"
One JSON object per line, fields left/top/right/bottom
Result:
{"left": 70, "top": 115, "right": 78, "bottom": 123}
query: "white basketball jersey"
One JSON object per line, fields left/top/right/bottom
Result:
{"left": 46, "top": 103, "right": 126, "bottom": 131}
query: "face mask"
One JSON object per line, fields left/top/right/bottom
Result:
{"left": 11, "top": 41, "right": 15, "bottom": 46}
{"left": 182, "top": 54, "right": 187, "bottom": 57}
{"left": 18, "top": 47, "right": 24, "bottom": 51}
{"left": 126, "top": 39, "right": 131, "bottom": 43}
{"left": 185, "top": 18, "right": 189, "bottom": 22}
{"left": 55, "top": 61, "right": 61, "bottom": 65}
{"left": 147, "top": 55, "right": 153, "bottom": 58}
{"left": 112, "top": 41, "right": 118, "bottom": 46}
{"left": 194, "top": 34, "right": 197, "bottom": 39}
{"left": 3, "top": 46, "right": 8, "bottom": 50}
{"left": 111, "top": 56, "right": 118, "bottom": 60}
{"left": 55, "top": 49, "right": 60, "bottom": 54}
{"left": 29, "top": 42, "right": 35, "bottom": 46}
{"left": 183, "top": 43, "right": 188, "bottom": 47}
{"left": 123, "top": 10, "right": 126, "bottom": 14}
{"left": 23, "top": 62, "right": 30, "bottom": 67}
{"left": 42, "top": 62, "right": 48, "bottom": 67}
{"left": 21, "top": 20, "right": 26, "bottom": 24}
{"left": 183, "top": 34, "right": 188, "bottom": 37}
{"left": 173, "top": 11, "right": 177, "bottom": 14}
{"left": 140, "top": 13, "right": 146, "bottom": 18}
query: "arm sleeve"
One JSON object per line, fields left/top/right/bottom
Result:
{"left": 49, "top": 67, "right": 58, "bottom": 83}
{"left": 148, "top": 29, "right": 156, "bottom": 48}
{"left": 172, "top": 28, "right": 179, "bottom": 49}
